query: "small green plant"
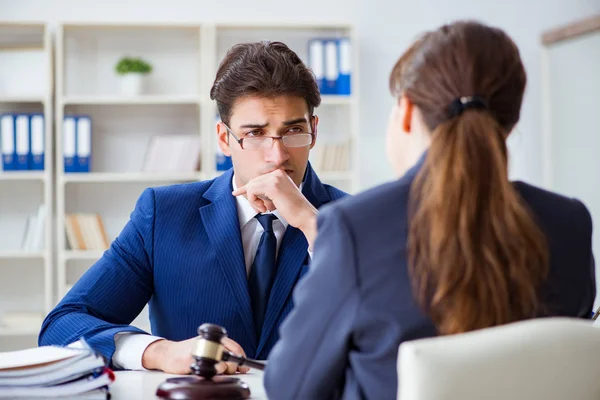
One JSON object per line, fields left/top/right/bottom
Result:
{"left": 115, "top": 57, "right": 152, "bottom": 75}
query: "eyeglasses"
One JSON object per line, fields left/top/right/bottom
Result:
{"left": 222, "top": 123, "right": 314, "bottom": 150}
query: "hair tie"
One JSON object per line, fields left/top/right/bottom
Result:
{"left": 448, "top": 96, "right": 488, "bottom": 118}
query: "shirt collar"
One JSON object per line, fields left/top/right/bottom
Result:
{"left": 232, "top": 175, "right": 302, "bottom": 230}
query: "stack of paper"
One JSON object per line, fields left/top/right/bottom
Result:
{"left": 142, "top": 135, "right": 201, "bottom": 173}
{"left": 0, "top": 339, "right": 114, "bottom": 398}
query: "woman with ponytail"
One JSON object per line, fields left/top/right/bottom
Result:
{"left": 264, "top": 20, "right": 596, "bottom": 400}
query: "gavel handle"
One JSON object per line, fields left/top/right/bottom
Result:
{"left": 222, "top": 351, "right": 266, "bottom": 371}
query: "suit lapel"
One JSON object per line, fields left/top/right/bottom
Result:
{"left": 256, "top": 163, "right": 331, "bottom": 354}
{"left": 199, "top": 170, "right": 257, "bottom": 346}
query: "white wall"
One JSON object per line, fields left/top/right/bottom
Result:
{"left": 1, "top": 0, "right": 599, "bottom": 189}
{"left": 544, "top": 31, "right": 600, "bottom": 309}
{"left": 356, "top": 0, "right": 600, "bottom": 187}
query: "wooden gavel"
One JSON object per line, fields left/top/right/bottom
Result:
{"left": 156, "top": 323, "right": 265, "bottom": 400}
{"left": 190, "top": 323, "right": 266, "bottom": 378}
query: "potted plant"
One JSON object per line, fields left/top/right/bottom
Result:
{"left": 115, "top": 57, "right": 152, "bottom": 96}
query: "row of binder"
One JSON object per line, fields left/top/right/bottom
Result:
{"left": 0, "top": 114, "right": 45, "bottom": 171}
{"left": 308, "top": 37, "right": 352, "bottom": 96}
{"left": 63, "top": 115, "right": 92, "bottom": 173}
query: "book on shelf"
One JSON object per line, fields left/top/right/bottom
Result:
{"left": 64, "top": 213, "right": 109, "bottom": 251}
{"left": 310, "top": 142, "right": 350, "bottom": 172}
{"left": 0, "top": 338, "right": 113, "bottom": 398}
{"left": 21, "top": 204, "right": 46, "bottom": 251}
{"left": 142, "top": 134, "right": 201, "bottom": 173}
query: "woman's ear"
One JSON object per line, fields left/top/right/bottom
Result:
{"left": 399, "top": 95, "right": 414, "bottom": 134}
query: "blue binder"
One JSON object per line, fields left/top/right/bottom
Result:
{"left": 323, "top": 39, "right": 339, "bottom": 95}
{"left": 63, "top": 116, "right": 78, "bottom": 173}
{"left": 308, "top": 39, "right": 325, "bottom": 94}
{"left": 76, "top": 115, "right": 92, "bottom": 173}
{"left": 1, "top": 114, "right": 16, "bottom": 171}
{"left": 15, "top": 114, "right": 30, "bottom": 171}
{"left": 29, "top": 114, "right": 45, "bottom": 171}
{"left": 337, "top": 38, "right": 352, "bottom": 95}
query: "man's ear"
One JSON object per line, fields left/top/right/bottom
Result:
{"left": 309, "top": 115, "right": 318, "bottom": 150}
{"left": 217, "top": 122, "right": 232, "bottom": 156}
{"left": 399, "top": 95, "right": 414, "bottom": 134}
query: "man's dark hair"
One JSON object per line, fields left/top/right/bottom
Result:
{"left": 210, "top": 41, "right": 321, "bottom": 125}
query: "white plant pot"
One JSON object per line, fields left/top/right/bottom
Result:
{"left": 119, "top": 73, "right": 145, "bottom": 96}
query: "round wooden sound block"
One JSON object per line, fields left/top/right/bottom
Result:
{"left": 156, "top": 375, "right": 251, "bottom": 400}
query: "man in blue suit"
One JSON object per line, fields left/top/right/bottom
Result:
{"left": 39, "top": 41, "right": 347, "bottom": 374}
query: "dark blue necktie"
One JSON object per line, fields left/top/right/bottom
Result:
{"left": 249, "top": 214, "right": 278, "bottom": 339}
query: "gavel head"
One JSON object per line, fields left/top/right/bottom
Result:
{"left": 190, "top": 323, "right": 228, "bottom": 379}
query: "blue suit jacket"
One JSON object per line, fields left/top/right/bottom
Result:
{"left": 39, "top": 165, "right": 347, "bottom": 363}
{"left": 264, "top": 155, "right": 596, "bottom": 400}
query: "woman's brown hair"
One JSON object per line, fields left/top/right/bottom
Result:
{"left": 390, "top": 21, "right": 549, "bottom": 335}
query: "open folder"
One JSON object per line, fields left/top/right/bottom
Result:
{"left": 0, "top": 338, "right": 113, "bottom": 398}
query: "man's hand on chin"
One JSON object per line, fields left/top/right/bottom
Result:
{"left": 141, "top": 336, "right": 250, "bottom": 375}
{"left": 232, "top": 169, "right": 318, "bottom": 250}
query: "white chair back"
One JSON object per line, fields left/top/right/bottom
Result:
{"left": 397, "top": 317, "right": 600, "bottom": 400}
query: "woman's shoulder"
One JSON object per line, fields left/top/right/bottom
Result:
{"left": 512, "top": 181, "right": 593, "bottom": 234}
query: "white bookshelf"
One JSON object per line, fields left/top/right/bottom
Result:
{"left": 63, "top": 250, "right": 106, "bottom": 262}
{"left": 0, "top": 96, "right": 47, "bottom": 104}
{"left": 62, "top": 95, "right": 202, "bottom": 106}
{"left": 54, "top": 22, "right": 359, "bottom": 330}
{"left": 0, "top": 171, "right": 45, "bottom": 181}
{"left": 0, "top": 327, "right": 40, "bottom": 336}
{"left": 0, "top": 250, "right": 46, "bottom": 259}
{"left": 54, "top": 22, "right": 205, "bottom": 308}
{"left": 0, "top": 23, "right": 53, "bottom": 342}
{"left": 60, "top": 172, "right": 205, "bottom": 184}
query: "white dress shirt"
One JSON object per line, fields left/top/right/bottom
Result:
{"left": 112, "top": 176, "right": 306, "bottom": 370}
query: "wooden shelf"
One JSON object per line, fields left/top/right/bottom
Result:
{"left": 62, "top": 95, "right": 201, "bottom": 106}
{"left": 0, "top": 250, "right": 45, "bottom": 260}
{"left": 61, "top": 172, "right": 204, "bottom": 184}
{"left": 0, "top": 172, "right": 46, "bottom": 181}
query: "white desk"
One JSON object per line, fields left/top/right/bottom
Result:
{"left": 111, "top": 371, "right": 267, "bottom": 399}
